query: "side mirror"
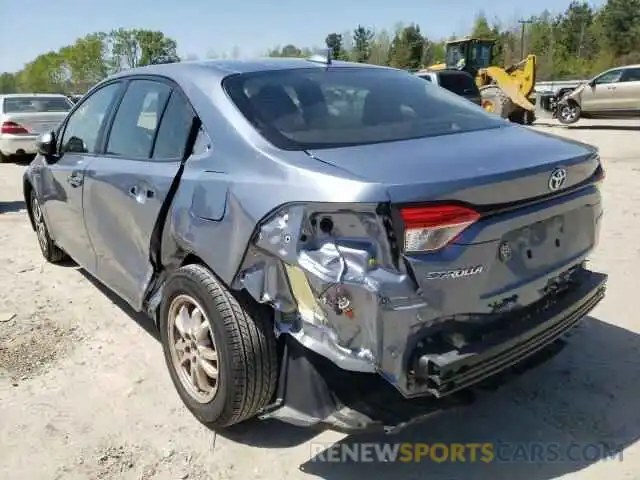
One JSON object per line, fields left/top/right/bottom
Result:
{"left": 35, "top": 131, "right": 57, "bottom": 158}
{"left": 588, "top": 79, "right": 596, "bottom": 87}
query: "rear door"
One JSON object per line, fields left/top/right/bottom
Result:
{"left": 82, "top": 77, "right": 197, "bottom": 310}
{"left": 616, "top": 67, "right": 640, "bottom": 111}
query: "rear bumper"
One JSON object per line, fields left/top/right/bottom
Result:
{"left": 260, "top": 268, "right": 607, "bottom": 434}
{"left": 412, "top": 269, "right": 607, "bottom": 398}
{"left": 0, "top": 134, "right": 39, "bottom": 155}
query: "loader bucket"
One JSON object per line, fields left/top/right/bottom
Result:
{"left": 484, "top": 66, "right": 536, "bottom": 112}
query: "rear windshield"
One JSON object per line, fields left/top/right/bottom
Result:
{"left": 2, "top": 96, "right": 72, "bottom": 113}
{"left": 222, "top": 67, "right": 505, "bottom": 150}
{"left": 437, "top": 72, "right": 479, "bottom": 95}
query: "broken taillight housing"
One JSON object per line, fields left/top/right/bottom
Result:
{"left": 399, "top": 205, "right": 480, "bottom": 252}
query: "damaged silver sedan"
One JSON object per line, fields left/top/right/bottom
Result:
{"left": 23, "top": 56, "right": 607, "bottom": 433}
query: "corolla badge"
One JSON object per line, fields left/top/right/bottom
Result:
{"left": 548, "top": 167, "right": 568, "bottom": 191}
{"left": 424, "top": 265, "right": 484, "bottom": 280}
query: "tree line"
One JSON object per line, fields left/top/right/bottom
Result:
{"left": 1, "top": 0, "right": 638, "bottom": 95}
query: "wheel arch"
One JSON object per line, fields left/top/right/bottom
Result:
{"left": 23, "top": 178, "right": 36, "bottom": 231}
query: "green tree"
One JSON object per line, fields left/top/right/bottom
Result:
{"left": 17, "top": 51, "right": 68, "bottom": 93}
{"left": 368, "top": 29, "right": 392, "bottom": 65}
{"left": 109, "top": 28, "right": 179, "bottom": 70}
{"left": 599, "top": 0, "right": 640, "bottom": 56}
{"left": 281, "top": 44, "right": 303, "bottom": 57}
{"left": 325, "top": 33, "right": 346, "bottom": 60}
{"left": 0, "top": 73, "right": 17, "bottom": 94}
{"left": 471, "top": 11, "right": 495, "bottom": 38}
{"left": 389, "top": 24, "right": 425, "bottom": 69}
{"left": 59, "top": 33, "right": 109, "bottom": 92}
{"left": 352, "top": 25, "right": 374, "bottom": 62}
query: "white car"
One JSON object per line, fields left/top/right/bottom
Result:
{"left": 0, "top": 93, "right": 73, "bottom": 162}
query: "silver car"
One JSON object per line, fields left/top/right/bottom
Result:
{"left": 0, "top": 93, "right": 73, "bottom": 162}
{"left": 557, "top": 64, "right": 640, "bottom": 124}
{"left": 23, "top": 58, "right": 606, "bottom": 433}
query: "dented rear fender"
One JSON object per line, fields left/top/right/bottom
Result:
{"left": 156, "top": 150, "right": 391, "bottom": 290}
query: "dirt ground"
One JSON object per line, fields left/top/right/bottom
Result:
{"left": 1, "top": 118, "right": 639, "bottom": 480}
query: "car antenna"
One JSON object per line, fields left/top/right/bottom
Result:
{"left": 307, "top": 48, "right": 332, "bottom": 68}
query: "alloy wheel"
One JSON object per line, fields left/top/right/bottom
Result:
{"left": 560, "top": 104, "right": 578, "bottom": 122}
{"left": 167, "top": 294, "right": 220, "bottom": 403}
{"left": 31, "top": 195, "right": 49, "bottom": 256}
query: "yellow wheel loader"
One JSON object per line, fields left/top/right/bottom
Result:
{"left": 422, "top": 37, "right": 537, "bottom": 124}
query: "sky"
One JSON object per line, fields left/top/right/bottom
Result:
{"left": 0, "top": 0, "right": 607, "bottom": 73}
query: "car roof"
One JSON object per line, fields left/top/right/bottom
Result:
{"left": 108, "top": 57, "right": 394, "bottom": 82}
{"left": 0, "top": 93, "right": 69, "bottom": 99}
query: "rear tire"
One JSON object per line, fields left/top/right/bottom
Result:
{"left": 159, "top": 263, "right": 278, "bottom": 430}
{"left": 0, "top": 152, "right": 8, "bottom": 163}
{"left": 30, "top": 190, "right": 67, "bottom": 263}
{"left": 480, "top": 85, "right": 514, "bottom": 119}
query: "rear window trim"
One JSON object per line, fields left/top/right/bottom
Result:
{"left": 1, "top": 95, "right": 73, "bottom": 113}
{"left": 221, "top": 67, "right": 504, "bottom": 152}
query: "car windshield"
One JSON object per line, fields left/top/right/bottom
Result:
{"left": 2, "top": 96, "right": 73, "bottom": 113}
{"left": 222, "top": 67, "right": 505, "bottom": 150}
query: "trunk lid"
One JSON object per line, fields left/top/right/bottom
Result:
{"left": 2, "top": 112, "right": 68, "bottom": 135}
{"left": 305, "top": 124, "right": 599, "bottom": 205}
{"left": 306, "top": 124, "right": 603, "bottom": 315}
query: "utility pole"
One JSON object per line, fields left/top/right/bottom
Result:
{"left": 518, "top": 19, "right": 533, "bottom": 59}
{"left": 577, "top": 21, "right": 586, "bottom": 58}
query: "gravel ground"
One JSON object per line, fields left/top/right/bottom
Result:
{"left": 1, "top": 118, "right": 639, "bottom": 479}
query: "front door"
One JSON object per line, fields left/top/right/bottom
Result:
{"left": 580, "top": 68, "right": 623, "bottom": 113}
{"left": 82, "top": 78, "right": 198, "bottom": 310}
{"left": 41, "top": 82, "right": 123, "bottom": 271}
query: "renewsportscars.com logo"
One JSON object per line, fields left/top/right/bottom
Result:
{"left": 309, "top": 442, "right": 625, "bottom": 463}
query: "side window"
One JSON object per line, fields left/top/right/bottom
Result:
{"left": 152, "top": 91, "right": 195, "bottom": 160}
{"left": 60, "top": 83, "right": 120, "bottom": 154}
{"left": 594, "top": 69, "right": 623, "bottom": 85}
{"left": 106, "top": 79, "right": 171, "bottom": 158}
{"left": 620, "top": 68, "right": 640, "bottom": 82}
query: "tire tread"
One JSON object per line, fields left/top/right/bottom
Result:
{"left": 177, "top": 264, "right": 277, "bottom": 426}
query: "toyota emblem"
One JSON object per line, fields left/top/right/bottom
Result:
{"left": 548, "top": 168, "right": 568, "bottom": 191}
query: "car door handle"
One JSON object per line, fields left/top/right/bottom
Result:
{"left": 67, "top": 173, "right": 83, "bottom": 188}
{"left": 607, "top": 86, "right": 616, "bottom": 90}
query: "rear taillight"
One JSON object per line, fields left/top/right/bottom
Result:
{"left": 0, "top": 121, "right": 29, "bottom": 134}
{"left": 399, "top": 205, "right": 480, "bottom": 252}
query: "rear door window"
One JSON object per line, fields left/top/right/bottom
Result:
{"left": 620, "top": 68, "right": 640, "bottom": 82}
{"left": 152, "top": 90, "right": 196, "bottom": 160}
